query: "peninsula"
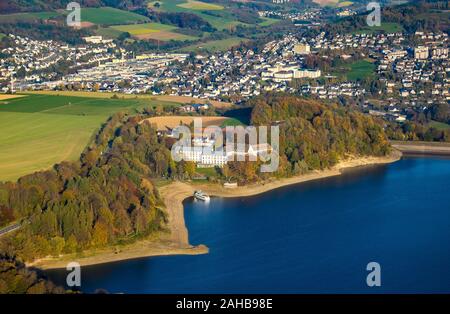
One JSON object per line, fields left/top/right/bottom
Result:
{"left": 30, "top": 152, "right": 401, "bottom": 269}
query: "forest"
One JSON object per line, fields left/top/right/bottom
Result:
{"left": 385, "top": 103, "right": 450, "bottom": 142}
{"left": 0, "top": 22, "right": 91, "bottom": 45}
{"left": 0, "top": 111, "right": 175, "bottom": 263}
{"left": 0, "top": 255, "right": 66, "bottom": 293}
{"left": 222, "top": 94, "right": 391, "bottom": 183}
{"left": 0, "top": 96, "right": 393, "bottom": 262}
{"left": 136, "top": 8, "right": 216, "bottom": 33}
{"left": 328, "top": 0, "right": 449, "bottom": 35}
{"left": 0, "top": 95, "right": 394, "bottom": 293}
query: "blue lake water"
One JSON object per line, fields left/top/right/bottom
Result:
{"left": 46, "top": 157, "right": 450, "bottom": 293}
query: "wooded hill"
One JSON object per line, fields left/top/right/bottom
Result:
{"left": 0, "top": 96, "right": 391, "bottom": 264}
{"left": 223, "top": 95, "right": 391, "bottom": 183}
{"left": 0, "top": 0, "right": 146, "bottom": 14}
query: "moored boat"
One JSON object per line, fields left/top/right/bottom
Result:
{"left": 194, "top": 190, "right": 210, "bottom": 201}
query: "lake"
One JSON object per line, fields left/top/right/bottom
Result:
{"left": 46, "top": 157, "right": 450, "bottom": 293}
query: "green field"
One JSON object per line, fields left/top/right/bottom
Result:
{"left": 110, "top": 22, "right": 198, "bottom": 41}
{"left": 313, "top": 0, "right": 352, "bottom": 7}
{"left": 220, "top": 117, "right": 245, "bottom": 127}
{"left": 259, "top": 17, "right": 280, "bottom": 27}
{"left": 95, "top": 27, "right": 125, "bottom": 39}
{"left": 0, "top": 7, "right": 149, "bottom": 26}
{"left": 112, "top": 22, "right": 176, "bottom": 35}
{"left": 338, "top": 1, "right": 354, "bottom": 7}
{"left": 0, "top": 94, "right": 180, "bottom": 182}
{"left": 354, "top": 22, "right": 404, "bottom": 34}
{"left": 428, "top": 120, "right": 450, "bottom": 130}
{"left": 177, "top": 0, "right": 224, "bottom": 10}
{"left": 148, "top": 0, "right": 247, "bottom": 30}
{"left": 179, "top": 37, "right": 248, "bottom": 53}
{"left": 195, "top": 167, "right": 219, "bottom": 178}
{"left": 0, "top": 111, "right": 104, "bottom": 182}
{"left": 346, "top": 60, "right": 376, "bottom": 81}
{"left": 150, "top": 0, "right": 223, "bottom": 11}
{"left": 80, "top": 7, "right": 149, "bottom": 25}
{"left": 0, "top": 11, "right": 59, "bottom": 23}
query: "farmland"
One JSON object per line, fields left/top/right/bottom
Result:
{"left": 0, "top": 111, "right": 104, "bottom": 182}
{"left": 0, "top": 94, "right": 181, "bottom": 182}
{"left": 259, "top": 17, "right": 280, "bottom": 27}
{"left": 23, "top": 91, "right": 233, "bottom": 108}
{"left": 148, "top": 0, "right": 247, "bottom": 31}
{"left": 0, "top": 11, "right": 59, "bottom": 23}
{"left": 149, "top": 0, "right": 224, "bottom": 12}
{"left": 313, "top": 0, "right": 351, "bottom": 7}
{"left": 79, "top": 7, "right": 149, "bottom": 25}
{"left": 0, "top": 7, "right": 149, "bottom": 26}
{"left": 94, "top": 27, "right": 125, "bottom": 39}
{"left": 179, "top": 37, "right": 249, "bottom": 53}
{"left": 347, "top": 60, "right": 376, "bottom": 81}
{"left": 177, "top": 0, "right": 224, "bottom": 10}
{"left": 0, "top": 94, "right": 26, "bottom": 100}
{"left": 353, "top": 23, "right": 404, "bottom": 35}
{"left": 110, "top": 23, "right": 198, "bottom": 41}
{"left": 141, "top": 115, "right": 230, "bottom": 131}
{"left": 338, "top": 1, "right": 353, "bottom": 7}
{"left": 428, "top": 120, "right": 450, "bottom": 131}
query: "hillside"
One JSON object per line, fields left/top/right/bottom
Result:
{"left": 329, "top": 0, "right": 449, "bottom": 34}
{"left": 0, "top": 255, "right": 65, "bottom": 293}
{"left": 227, "top": 95, "right": 391, "bottom": 182}
{"left": 0, "top": 111, "right": 174, "bottom": 263}
{"left": 0, "top": 0, "right": 146, "bottom": 14}
{"left": 0, "top": 0, "right": 283, "bottom": 50}
{"left": 0, "top": 95, "right": 393, "bottom": 265}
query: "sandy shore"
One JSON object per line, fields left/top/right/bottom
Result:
{"left": 30, "top": 185, "right": 209, "bottom": 270}
{"left": 161, "top": 152, "right": 402, "bottom": 203}
{"left": 32, "top": 152, "right": 400, "bottom": 270}
{"left": 391, "top": 141, "right": 450, "bottom": 155}
{"left": 29, "top": 239, "right": 208, "bottom": 270}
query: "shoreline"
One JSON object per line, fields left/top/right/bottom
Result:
{"left": 193, "top": 152, "right": 402, "bottom": 199}
{"left": 32, "top": 152, "right": 401, "bottom": 270}
{"left": 391, "top": 141, "right": 450, "bottom": 156}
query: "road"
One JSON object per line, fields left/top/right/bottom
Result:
{"left": 0, "top": 222, "right": 21, "bottom": 237}
{"left": 390, "top": 140, "right": 450, "bottom": 156}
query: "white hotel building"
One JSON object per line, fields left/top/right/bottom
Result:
{"left": 177, "top": 142, "right": 273, "bottom": 168}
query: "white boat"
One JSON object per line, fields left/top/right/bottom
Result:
{"left": 194, "top": 190, "right": 210, "bottom": 202}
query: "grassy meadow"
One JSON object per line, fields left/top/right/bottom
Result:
{"left": 177, "top": 0, "right": 224, "bottom": 10}
{"left": 0, "top": 94, "right": 180, "bottom": 182}
{"left": 259, "top": 17, "right": 280, "bottom": 27}
{"left": 0, "top": 11, "right": 59, "bottom": 23}
{"left": 79, "top": 7, "right": 149, "bottom": 25}
{"left": 354, "top": 23, "right": 404, "bottom": 35}
{"left": 313, "top": 0, "right": 352, "bottom": 7}
{"left": 0, "top": 7, "right": 149, "bottom": 26}
{"left": 428, "top": 120, "right": 450, "bottom": 131}
{"left": 148, "top": 0, "right": 247, "bottom": 30}
{"left": 110, "top": 22, "right": 198, "bottom": 41}
{"left": 179, "top": 37, "right": 249, "bottom": 53}
{"left": 346, "top": 60, "right": 376, "bottom": 81}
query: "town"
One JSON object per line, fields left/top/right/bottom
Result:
{"left": 1, "top": 10, "right": 448, "bottom": 130}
